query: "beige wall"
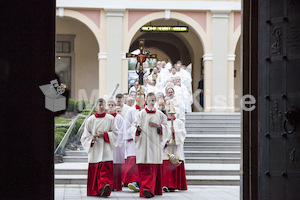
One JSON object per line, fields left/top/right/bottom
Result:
{"left": 56, "top": 17, "right": 99, "bottom": 102}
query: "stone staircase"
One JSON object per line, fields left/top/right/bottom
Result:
{"left": 55, "top": 112, "right": 241, "bottom": 185}
{"left": 183, "top": 113, "right": 241, "bottom": 185}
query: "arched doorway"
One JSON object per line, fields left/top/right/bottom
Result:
{"left": 56, "top": 15, "right": 99, "bottom": 102}
{"left": 128, "top": 18, "right": 204, "bottom": 111}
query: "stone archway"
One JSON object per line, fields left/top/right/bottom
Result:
{"left": 56, "top": 13, "right": 99, "bottom": 102}
{"left": 124, "top": 11, "right": 206, "bottom": 111}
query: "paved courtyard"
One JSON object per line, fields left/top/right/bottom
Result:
{"left": 55, "top": 185, "right": 239, "bottom": 200}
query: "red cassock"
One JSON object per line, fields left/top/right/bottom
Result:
{"left": 138, "top": 164, "right": 163, "bottom": 197}
{"left": 162, "top": 117, "right": 188, "bottom": 190}
{"left": 131, "top": 107, "right": 168, "bottom": 197}
{"left": 122, "top": 156, "right": 139, "bottom": 184}
{"left": 162, "top": 160, "right": 187, "bottom": 190}
{"left": 113, "top": 164, "right": 123, "bottom": 191}
{"left": 80, "top": 112, "right": 119, "bottom": 197}
{"left": 87, "top": 161, "right": 114, "bottom": 196}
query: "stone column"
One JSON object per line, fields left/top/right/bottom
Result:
{"left": 211, "top": 10, "right": 230, "bottom": 112}
{"left": 121, "top": 53, "right": 128, "bottom": 93}
{"left": 227, "top": 54, "right": 236, "bottom": 112}
{"left": 203, "top": 54, "right": 213, "bottom": 112}
{"left": 104, "top": 8, "right": 125, "bottom": 96}
{"left": 98, "top": 53, "right": 107, "bottom": 98}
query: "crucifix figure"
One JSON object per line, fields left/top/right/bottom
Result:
{"left": 126, "top": 39, "right": 157, "bottom": 109}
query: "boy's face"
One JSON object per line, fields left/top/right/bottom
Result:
{"left": 130, "top": 92, "right": 137, "bottom": 98}
{"left": 107, "top": 102, "right": 116, "bottom": 112}
{"left": 116, "top": 98, "right": 123, "bottom": 106}
{"left": 158, "top": 100, "right": 165, "bottom": 111}
{"left": 116, "top": 108, "right": 122, "bottom": 114}
{"left": 146, "top": 96, "right": 156, "bottom": 108}
{"left": 136, "top": 95, "right": 145, "bottom": 106}
{"left": 97, "top": 102, "right": 106, "bottom": 113}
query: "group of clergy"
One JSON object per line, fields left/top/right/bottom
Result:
{"left": 81, "top": 73, "right": 188, "bottom": 198}
{"left": 129, "top": 60, "right": 193, "bottom": 113}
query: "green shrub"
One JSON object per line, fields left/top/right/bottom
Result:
{"left": 74, "top": 100, "right": 87, "bottom": 113}
{"left": 55, "top": 117, "right": 73, "bottom": 124}
{"left": 81, "top": 107, "right": 97, "bottom": 115}
{"left": 55, "top": 126, "right": 69, "bottom": 133}
{"left": 55, "top": 131, "right": 66, "bottom": 149}
{"left": 67, "top": 98, "right": 75, "bottom": 111}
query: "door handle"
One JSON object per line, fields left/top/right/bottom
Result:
{"left": 283, "top": 106, "right": 300, "bottom": 134}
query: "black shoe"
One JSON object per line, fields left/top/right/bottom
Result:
{"left": 100, "top": 184, "right": 111, "bottom": 197}
{"left": 143, "top": 190, "right": 154, "bottom": 198}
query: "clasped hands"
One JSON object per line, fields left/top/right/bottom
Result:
{"left": 92, "top": 131, "right": 104, "bottom": 142}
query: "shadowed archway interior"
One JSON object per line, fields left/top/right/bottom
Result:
{"left": 129, "top": 32, "right": 191, "bottom": 64}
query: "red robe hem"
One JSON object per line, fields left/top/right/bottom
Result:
{"left": 123, "top": 156, "right": 139, "bottom": 184}
{"left": 113, "top": 164, "right": 123, "bottom": 191}
{"left": 138, "top": 164, "right": 163, "bottom": 197}
{"left": 87, "top": 161, "right": 114, "bottom": 196}
{"left": 162, "top": 160, "right": 187, "bottom": 190}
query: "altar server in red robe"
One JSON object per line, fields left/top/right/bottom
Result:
{"left": 80, "top": 98, "right": 118, "bottom": 197}
{"left": 107, "top": 99, "right": 125, "bottom": 191}
{"left": 123, "top": 93, "right": 145, "bottom": 191}
{"left": 162, "top": 106, "right": 187, "bottom": 192}
{"left": 131, "top": 92, "right": 167, "bottom": 198}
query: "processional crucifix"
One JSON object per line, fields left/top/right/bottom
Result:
{"left": 126, "top": 39, "right": 157, "bottom": 110}
{"left": 126, "top": 39, "right": 182, "bottom": 166}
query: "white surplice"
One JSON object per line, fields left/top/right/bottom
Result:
{"left": 131, "top": 107, "right": 168, "bottom": 164}
{"left": 123, "top": 105, "right": 141, "bottom": 158}
{"left": 112, "top": 113, "right": 125, "bottom": 164}
{"left": 121, "top": 103, "right": 131, "bottom": 117}
{"left": 174, "top": 107, "right": 186, "bottom": 123}
{"left": 162, "top": 118, "right": 186, "bottom": 161}
{"left": 80, "top": 113, "right": 118, "bottom": 163}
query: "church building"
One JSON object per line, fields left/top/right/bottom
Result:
{"left": 55, "top": 0, "right": 242, "bottom": 112}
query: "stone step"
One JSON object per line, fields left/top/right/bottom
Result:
{"left": 55, "top": 163, "right": 88, "bottom": 175}
{"left": 185, "top": 119, "right": 240, "bottom": 124}
{"left": 184, "top": 151, "right": 240, "bottom": 158}
{"left": 186, "top": 127, "right": 241, "bottom": 132}
{"left": 185, "top": 114, "right": 241, "bottom": 120}
{"left": 55, "top": 174, "right": 240, "bottom": 186}
{"left": 55, "top": 175, "right": 87, "bottom": 184}
{"left": 185, "top": 164, "right": 240, "bottom": 176}
{"left": 184, "top": 141, "right": 240, "bottom": 146}
{"left": 65, "top": 151, "right": 87, "bottom": 156}
{"left": 63, "top": 156, "right": 88, "bottom": 163}
{"left": 184, "top": 146, "right": 241, "bottom": 151}
{"left": 186, "top": 131, "right": 241, "bottom": 135}
{"left": 185, "top": 123, "right": 241, "bottom": 128}
{"left": 185, "top": 135, "right": 240, "bottom": 142}
{"left": 185, "top": 157, "right": 240, "bottom": 164}
{"left": 186, "top": 175, "right": 240, "bottom": 185}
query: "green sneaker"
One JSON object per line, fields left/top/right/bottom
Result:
{"left": 128, "top": 182, "right": 139, "bottom": 192}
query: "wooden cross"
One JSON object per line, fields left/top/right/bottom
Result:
{"left": 126, "top": 39, "right": 157, "bottom": 109}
